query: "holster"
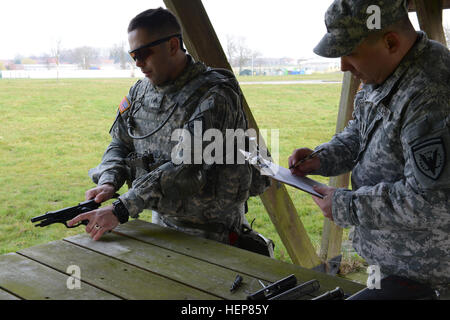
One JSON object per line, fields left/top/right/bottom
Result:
{"left": 125, "top": 151, "right": 155, "bottom": 170}
{"left": 125, "top": 151, "right": 167, "bottom": 186}
{"left": 235, "top": 225, "right": 275, "bottom": 258}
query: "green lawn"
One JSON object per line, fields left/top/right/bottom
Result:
{"left": 0, "top": 76, "right": 366, "bottom": 280}
{"left": 237, "top": 72, "right": 344, "bottom": 83}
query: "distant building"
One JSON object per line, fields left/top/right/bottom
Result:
{"left": 22, "top": 63, "right": 78, "bottom": 71}
{"left": 298, "top": 57, "right": 340, "bottom": 74}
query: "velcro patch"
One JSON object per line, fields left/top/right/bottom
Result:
{"left": 118, "top": 96, "right": 130, "bottom": 114}
{"left": 412, "top": 137, "right": 446, "bottom": 180}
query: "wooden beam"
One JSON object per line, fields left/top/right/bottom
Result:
{"left": 413, "top": 0, "right": 447, "bottom": 47}
{"left": 163, "top": 0, "right": 322, "bottom": 269}
{"left": 409, "top": 0, "right": 450, "bottom": 10}
{"left": 319, "top": 72, "right": 360, "bottom": 271}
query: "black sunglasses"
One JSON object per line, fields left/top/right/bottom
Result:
{"left": 128, "top": 34, "right": 184, "bottom": 61}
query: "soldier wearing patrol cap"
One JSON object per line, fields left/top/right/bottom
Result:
{"left": 289, "top": 0, "right": 449, "bottom": 297}
{"left": 68, "top": 8, "right": 273, "bottom": 256}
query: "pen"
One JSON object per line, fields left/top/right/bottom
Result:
{"left": 289, "top": 149, "right": 324, "bottom": 169}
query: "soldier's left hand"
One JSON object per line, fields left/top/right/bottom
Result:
{"left": 67, "top": 205, "right": 119, "bottom": 241}
{"left": 311, "top": 185, "right": 336, "bottom": 221}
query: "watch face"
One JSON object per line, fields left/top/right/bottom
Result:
{"left": 113, "top": 200, "right": 123, "bottom": 212}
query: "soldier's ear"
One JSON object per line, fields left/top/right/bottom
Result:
{"left": 168, "top": 37, "right": 180, "bottom": 56}
{"left": 383, "top": 32, "right": 400, "bottom": 53}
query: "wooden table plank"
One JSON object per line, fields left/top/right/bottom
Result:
{"left": 113, "top": 220, "right": 365, "bottom": 295}
{"left": 0, "top": 253, "right": 119, "bottom": 300}
{"left": 0, "top": 288, "right": 21, "bottom": 300}
{"left": 18, "top": 240, "right": 217, "bottom": 300}
{"left": 65, "top": 233, "right": 266, "bottom": 300}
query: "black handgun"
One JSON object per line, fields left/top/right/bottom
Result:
{"left": 311, "top": 287, "right": 345, "bottom": 300}
{"left": 31, "top": 199, "right": 100, "bottom": 228}
{"left": 247, "top": 274, "right": 297, "bottom": 300}
{"left": 269, "top": 279, "right": 320, "bottom": 300}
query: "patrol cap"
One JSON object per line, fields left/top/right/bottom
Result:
{"left": 314, "top": 0, "right": 409, "bottom": 58}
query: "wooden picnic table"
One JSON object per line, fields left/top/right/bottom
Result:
{"left": 0, "top": 219, "right": 364, "bottom": 300}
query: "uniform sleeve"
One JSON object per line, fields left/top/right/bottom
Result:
{"left": 119, "top": 85, "right": 243, "bottom": 218}
{"left": 332, "top": 94, "right": 450, "bottom": 231}
{"left": 313, "top": 118, "right": 361, "bottom": 176}
{"left": 88, "top": 94, "right": 135, "bottom": 190}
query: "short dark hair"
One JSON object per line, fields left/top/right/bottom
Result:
{"left": 128, "top": 7, "right": 182, "bottom": 36}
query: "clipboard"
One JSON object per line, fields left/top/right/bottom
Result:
{"left": 240, "top": 150, "right": 325, "bottom": 199}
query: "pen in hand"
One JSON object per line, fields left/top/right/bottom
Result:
{"left": 289, "top": 149, "right": 324, "bottom": 170}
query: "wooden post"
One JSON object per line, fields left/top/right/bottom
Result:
{"left": 413, "top": 0, "right": 447, "bottom": 47}
{"left": 163, "top": 0, "right": 323, "bottom": 268}
{"left": 319, "top": 72, "right": 360, "bottom": 272}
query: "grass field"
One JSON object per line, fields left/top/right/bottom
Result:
{"left": 236, "top": 72, "right": 344, "bottom": 83}
{"left": 0, "top": 75, "right": 366, "bottom": 280}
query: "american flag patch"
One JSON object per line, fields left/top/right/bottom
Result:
{"left": 118, "top": 96, "right": 130, "bottom": 114}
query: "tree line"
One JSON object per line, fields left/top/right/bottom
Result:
{"left": 5, "top": 27, "right": 447, "bottom": 72}
{"left": 2, "top": 41, "right": 134, "bottom": 70}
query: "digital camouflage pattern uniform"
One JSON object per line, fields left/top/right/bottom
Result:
{"left": 89, "top": 56, "right": 253, "bottom": 244}
{"left": 313, "top": 0, "right": 450, "bottom": 291}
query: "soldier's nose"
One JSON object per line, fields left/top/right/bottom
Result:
{"left": 340, "top": 57, "right": 353, "bottom": 73}
{"left": 135, "top": 59, "right": 145, "bottom": 68}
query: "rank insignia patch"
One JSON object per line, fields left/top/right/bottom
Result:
{"left": 119, "top": 96, "right": 130, "bottom": 114}
{"left": 412, "top": 137, "right": 446, "bottom": 180}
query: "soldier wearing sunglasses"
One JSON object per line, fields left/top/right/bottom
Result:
{"left": 68, "top": 7, "right": 273, "bottom": 257}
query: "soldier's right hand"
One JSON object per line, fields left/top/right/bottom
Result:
{"left": 85, "top": 183, "right": 116, "bottom": 203}
{"left": 288, "top": 148, "right": 321, "bottom": 177}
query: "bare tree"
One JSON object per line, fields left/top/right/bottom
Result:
{"left": 225, "top": 35, "right": 253, "bottom": 73}
{"left": 110, "top": 42, "right": 132, "bottom": 69}
{"left": 14, "top": 54, "right": 23, "bottom": 64}
{"left": 236, "top": 36, "right": 252, "bottom": 73}
{"left": 72, "top": 46, "right": 99, "bottom": 69}
{"left": 251, "top": 50, "right": 262, "bottom": 75}
{"left": 51, "top": 38, "right": 62, "bottom": 79}
{"left": 225, "top": 34, "right": 237, "bottom": 66}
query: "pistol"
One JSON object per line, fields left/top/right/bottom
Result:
{"left": 31, "top": 199, "right": 101, "bottom": 228}
{"left": 311, "top": 287, "right": 345, "bottom": 300}
{"left": 269, "top": 279, "right": 320, "bottom": 300}
{"left": 247, "top": 274, "right": 297, "bottom": 300}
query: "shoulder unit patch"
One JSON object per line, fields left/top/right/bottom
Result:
{"left": 412, "top": 137, "right": 446, "bottom": 181}
{"left": 118, "top": 96, "right": 130, "bottom": 114}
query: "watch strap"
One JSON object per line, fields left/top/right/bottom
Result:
{"left": 112, "top": 199, "right": 129, "bottom": 224}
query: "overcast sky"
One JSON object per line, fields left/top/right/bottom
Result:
{"left": 0, "top": 0, "right": 448, "bottom": 60}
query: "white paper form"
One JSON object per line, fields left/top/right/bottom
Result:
{"left": 240, "top": 150, "right": 326, "bottom": 199}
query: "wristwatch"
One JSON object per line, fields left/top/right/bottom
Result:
{"left": 112, "top": 199, "right": 129, "bottom": 224}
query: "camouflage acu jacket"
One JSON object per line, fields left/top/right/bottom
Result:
{"left": 89, "top": 56, "right": 252, "bottom": 243}
{"left": 315, "top": 32, "right": 450, "bottom": 288}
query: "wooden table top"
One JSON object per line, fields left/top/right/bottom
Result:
{"left": 0, "top": 219, "right": 364, "bottom": 300}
